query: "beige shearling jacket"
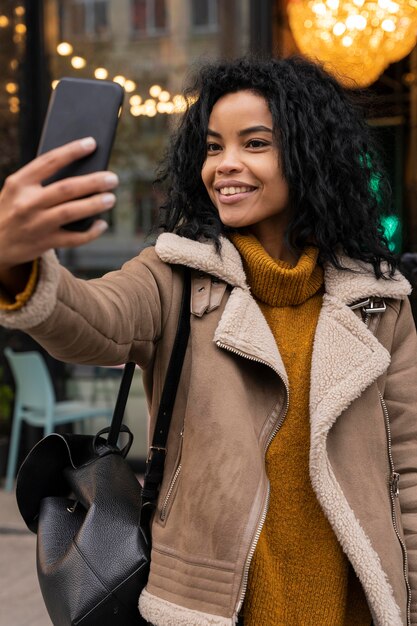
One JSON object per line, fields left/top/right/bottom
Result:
{"left": 1, "top": 233, "right": 417, "bottom": 626}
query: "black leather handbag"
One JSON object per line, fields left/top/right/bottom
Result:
{"left": 15, "top": 268, "right": 191, "bottom": 626}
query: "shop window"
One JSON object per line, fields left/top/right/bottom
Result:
{"left": 68, "top": 0, "right": 109, "bottom": 38}
{"left": 131, "top": 0, "right": 167, "bottom": 36}
{"left": 191, "top": 0, "right": 218, "bottom": 33}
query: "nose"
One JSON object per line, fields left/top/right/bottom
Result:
{"left": 216, "top": 147, "right": 243, "bottom": 175}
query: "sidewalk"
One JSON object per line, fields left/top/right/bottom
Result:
{"left": 0, "top": 486, "right": 50, "bottom": 626}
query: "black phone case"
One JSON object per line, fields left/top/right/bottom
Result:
{"left": 38, "top": 77, "right": 124, "bottom": 231}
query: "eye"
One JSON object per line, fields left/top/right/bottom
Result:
{"left": 207, "top": 142, "right": 222, "bottom": 153}
{"left": 246, "top": 139, "right": 269, "bottom": 149}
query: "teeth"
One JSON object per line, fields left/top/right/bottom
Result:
{"left": 219, "top": 186, "right": 254, "bottom": 196}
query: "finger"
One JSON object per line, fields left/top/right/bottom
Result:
{"left": 42, "top": 192, "right": 116, "bottom": 230}
{"left": 12, "top": 137, "right": 97, "bottom": 184}
{"left": 34, "top": 171, "right": 119, "bottom": 209}
{"left": 52, "top": 219, "right": 109, "bottom": 249}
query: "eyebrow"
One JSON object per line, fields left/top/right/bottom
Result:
{"left": 207, "top": 125, "right": 273, "bottom": 138}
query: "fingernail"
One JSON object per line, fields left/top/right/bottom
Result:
{"left": 80, "top": 137, "right": 96, "bottom": 150}
{"left": 95, "top": 220, "right": 109, "bottom": 233}
{"left": 101, "top": 192, "right": 116, "bottom": 207}
{"left": 104, "top": 173, "right": 119, "bottom": 187}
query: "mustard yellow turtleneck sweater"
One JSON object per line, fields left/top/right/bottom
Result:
{"left": 230, "top": 233, "right": 371, "bottom": 626}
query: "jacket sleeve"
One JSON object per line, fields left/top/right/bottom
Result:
{"left": 0, "top": 247, "right": 175, "bottom": 369}
{"left": 384, "top": 297, "right": 417, "bottom": 623}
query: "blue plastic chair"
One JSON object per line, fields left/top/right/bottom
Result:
{"left": 4, "top": 348, "right": 114, "bottom": 492}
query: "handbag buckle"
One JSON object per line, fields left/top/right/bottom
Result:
{"left": 146, "top": 446, "right": 167, "bottom": 463}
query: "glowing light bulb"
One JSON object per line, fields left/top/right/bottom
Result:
{"left": 113, "top": 75, "right": 126, "bottom": 86}
{"left": 6, "top": 82, "right": 18, "bottom": 94}
{"left": 342, "top": 35, "right": 353, "bottom": 46}
{"left": 312, "top": 3, "right": 327, "bottom": 15}
{"left": 124, "top": 80, "right": 136, "bottom": 93}
{"left": 94, "top": 67, "right": 108, "bottom": 79}
{"left": 129, "top": 95, "right": 142, "bottom": 106}
{"left": 0, "top": 15, "right": 9, "bottom": 27}
{"left": 57, "top": 42, "right": 73, "bottom": 56}
{"left": 381, "top": 18, "right": 396, "bottom": 31}
{"left": 159, "top": 90, "right": 170, "bottom": 102}
{"left": 149, "top": 84, "right": 162, "bottom": 97}
{"left": 333, "top": 22, "right": 346, "bottom": 35}
{"left": 71, "top": 56, "right": 86, "bottom": 69}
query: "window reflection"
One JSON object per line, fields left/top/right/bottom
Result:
{"left": 191, "top": 0, "right": 219, "bottom": 33}
{"left": 132, "top": 0, "right": 167, "bottom": 36}
{"left": 67, "top": 0, "right": 110, "bottom": 38}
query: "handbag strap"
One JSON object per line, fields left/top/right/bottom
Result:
{"left": 142, "top": 267, "right": 191, "bottom": 507}
{"left": 105, "top": 267, "right": 191, "bottom": 507}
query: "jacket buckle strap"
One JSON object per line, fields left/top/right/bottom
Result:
{"left": 349, "top": 297, "right": 386, "bottom": 314}
{"left": 363, "top": 298, "right": 386, "bottom": 314}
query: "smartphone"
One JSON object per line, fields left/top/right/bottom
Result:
{"left": 37, "top": 77, "right": 124, "bottom": 231}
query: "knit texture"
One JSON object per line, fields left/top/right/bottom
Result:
{"left": 231, "top": 233, "right": 371, "bottom": 626}
{"left": 0, "top": 259, "right": 38, "bottom": 310}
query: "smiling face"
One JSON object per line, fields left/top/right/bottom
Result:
{"left": 201, "top": 90, "right": 290, "bottom": 245}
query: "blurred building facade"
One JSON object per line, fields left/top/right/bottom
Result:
{"left": 0, "top": 0, "right": 416, "bottom": 272}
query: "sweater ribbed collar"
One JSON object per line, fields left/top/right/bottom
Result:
{"left": 230, "top": 233, "right": 324, "bottom": 307}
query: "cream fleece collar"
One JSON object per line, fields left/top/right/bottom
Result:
{"left": 155, "top": 233, "right": 411, "bottom": 303}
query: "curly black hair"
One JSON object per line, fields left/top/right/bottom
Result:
{"left": 156, "top": 56, "right": 397, "bottom": 277}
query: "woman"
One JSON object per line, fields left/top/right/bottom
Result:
{"left": 0, "top": 57, "right": 416, "bottom": 626}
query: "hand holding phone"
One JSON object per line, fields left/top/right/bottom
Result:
{"left": 37, "top": 77, "right": 124, "bottom": 231}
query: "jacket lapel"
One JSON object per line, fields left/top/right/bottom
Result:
{"left": 156, "top": 233, "right": 288, "bottom": 382}
{"left": 310, "top": 293, "right": 391, "bottom": 432}
{"left": 310, "top": 258, "right": 411, "bottom": 435}
{"left": 213, "top": 285, "right": 288, "bottom": 382}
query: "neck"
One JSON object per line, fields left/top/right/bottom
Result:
{"left": 249, "top": 222, "right": 299, "bottom": 266}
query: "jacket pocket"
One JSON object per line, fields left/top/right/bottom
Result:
{"left": 159, "top": 428, "right": 183, "bottom": 523}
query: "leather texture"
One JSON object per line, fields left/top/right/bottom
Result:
{"left": 16, "top": 432, "right": 150, "bottom": 626}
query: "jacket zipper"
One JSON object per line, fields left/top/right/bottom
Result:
{"left": 160, "top": 428, "right": 184, "bottom": 521}
{"left": 216, "top": 340, "right": 290, "bottom": 616}
{"left": 379, "top": 391, "right": 411, "bottom": 626}
{"left": 160, "top": 464, "right": 182, "bottom": 521}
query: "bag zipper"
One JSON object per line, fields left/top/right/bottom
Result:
{"left": 216, "top": 340, "right": 289, "bottom": 616}
{"left": 379, "top": 391, "right": 411, "bottom": 626}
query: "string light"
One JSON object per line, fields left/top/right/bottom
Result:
{"left": 158, "top": 90, "right": 170, "bottom": 102}
{"left": 287, "top": 0, "right": 417, "bottom": 86}
{"left": 71, "top": 56, "right": 86, "bottom": 69}
{"left": 124, "top": 80, "right": 136, "bottom": 93}
{"left": 57, "top": 42, "right": 73, "bottom": 56}
{"left": 0, "top": 15, "right": 9, "bottom": 27}
{"left": 5, "top": 82, "right": 18, "bottom": 94}
{"left": 113, "top": 75, "right": 126, "bottom": 86}
{"left": 149, "top": 84, "right": 162, "bottom": 97}
{"left": 129, "top": 95, "right": 142, "bottom": 106}
{"left": 54, "top": 43, "right": 193, "bottom": 117}
{"left": 94, "top": 67, "right": 109, "bottom": 79}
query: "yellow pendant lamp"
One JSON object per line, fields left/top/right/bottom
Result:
{"left": 287, "top": 0, "right": 417, "bottom": 87}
